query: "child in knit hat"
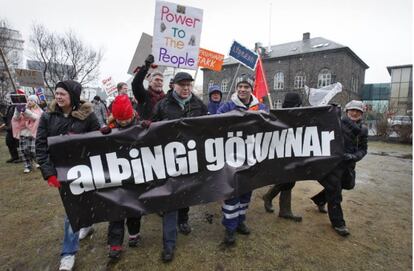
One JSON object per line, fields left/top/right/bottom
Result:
{"left": 12, "top": 94, "right": 43, "bottom": 173}
{"left": 100, "top": 94, "right": 150, "bottom": 260}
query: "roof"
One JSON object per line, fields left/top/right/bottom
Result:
{"left": 222, "top": 37, "right": 369, "bottom": 69}
{"left": 386, "top": 64, "right": 413, "bottom": 75}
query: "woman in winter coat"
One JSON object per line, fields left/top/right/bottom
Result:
{"left": 36, "top": 80, "right": 100, "bottom": 271}
{"left": 12, "top": 95, "right": 43, "bottom": 173}
{"left": 207, "top": 85, "right": 223, "bottom": 115}
{"left": 311, "top": 100, "right": 368, "bottom": 237}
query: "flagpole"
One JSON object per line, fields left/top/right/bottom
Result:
{"left": 225, "top": 63, "right": 241, "bottom": 101}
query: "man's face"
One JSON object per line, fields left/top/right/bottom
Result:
{"left": 347, "top": 109, "right": 363, "bottom": 122}
{"left": 174, "top": 80, "right": 192, "bottom": 99}
{"left": 55, "top": 87, "right": 71, "bottom": 109}
{"left": 236, "top": 83, "right": 252, "bottom": 102}
{"left": 210, "top": 92, "right": 221, "bottom": 102}
{"left": 118, "top": 84, "right": 129, "bottom": 95}
{"left": 149, "top": 75, "right": 164, "bottom": 92}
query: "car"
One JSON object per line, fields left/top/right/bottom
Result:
{"left": 388, "top": 115, "right": 412, "bottom": 127}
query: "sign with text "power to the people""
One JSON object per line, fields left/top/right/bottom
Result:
{"left": 229, "top": 41, "right": 258, "bottom": 70}
{"left": 152, "top": 1, "right": 203, "bottom": 69}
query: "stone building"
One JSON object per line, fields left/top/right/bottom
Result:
{"left": 202, "top": 33, "right": 369, "bottom": 108}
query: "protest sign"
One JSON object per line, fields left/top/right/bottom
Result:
{"left": 152, "top": 1, "right": 203, "bottom": 69}
{"left": 102, "top": 76, "right": 117, "bottom": 96}
{"left": 198, "top": 48, "right": 224, "bottom": 71}
{"left": 48, "top": 106, "right": 343, "bottom": 231}
{"left": 229, "top": 41, "right": 258, "bottom": 70}
{"left": 15, "top": 68, "right": 44, "bottom": 88}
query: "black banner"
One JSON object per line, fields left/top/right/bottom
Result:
{"left": 48, "top": 106, "right": 343, "bottom": 231}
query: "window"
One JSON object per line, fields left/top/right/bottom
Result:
{"left": 221, "top": 79, "right": 228, "bottom": 93}
{"left": 294, "top": 72, "right": 306, "bottom": 89}
{"left": 351, "top": 75, "right": 359, "bottom": 93}
{"left": 317, "top": 69, "right": 331, "bottom": 88}
{"left": 274, "top": 99, "right": 283, "bottom": 109}
{"left": 273, "top": 72, "right": 284, "bottom": 90}
{"left": 208, "top": 80, "right": 214, "bottom": 90}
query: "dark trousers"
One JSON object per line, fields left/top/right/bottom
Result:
{"left": 163, "top": 211, "right": 177, "bottom": 251}
{"left": 6, "top": 129, "right": 19, "bottom": 160}
{"left": 265, "top": 182, "right": 296, "bottom": 200}
{"left": 178, "top": 207, "right": 189, "bottom": 224}
{"left": 311, "top": 166, "right": 346, "bottom": 227}
{"left": 107, "top": 216, "right": 141, "bottom": 246}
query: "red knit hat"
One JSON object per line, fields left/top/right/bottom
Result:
{"left": 112, "top": 95, "right": 134, "bottom": 121}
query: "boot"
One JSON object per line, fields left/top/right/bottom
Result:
{"left": 262, "top": 185, "right": 281, "bottom": 213}
{"left": 223, "top": 229, "right": 236, "bottom": 246}
{"left": 279, "top": 190, "right": 302, "bottom": 222}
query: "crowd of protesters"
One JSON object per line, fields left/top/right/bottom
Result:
{"left": 0, "top": 54, "right": 367, "bottom": 271}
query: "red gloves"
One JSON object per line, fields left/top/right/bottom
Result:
{"left": 141, "top": 120, "right": 151, "bottom": 129}
{"left": 100, "top": 126, "right": 112, "bottom": 134}
{"left": 48, "top": 175, "right": 61, "bottom": 188}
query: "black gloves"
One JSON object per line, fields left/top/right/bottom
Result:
{"left": 145, "top": 54, "right": 154, "bottom": 68}
{"left": 343, "top": 153, "right": 356, "bottom": 161}
{"left": 100, "top": 126, "right": 112, "bottom": 135}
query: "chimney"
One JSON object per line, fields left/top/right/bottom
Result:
{"left": 303, "top": 32, "right": 310, "bottom": 41}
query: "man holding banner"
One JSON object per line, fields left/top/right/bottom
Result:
{"left": 152, "top": 71, "right": 207, "bottom": 262}
{"left": 217, "top": 74, "right": 268, "bottom": 246}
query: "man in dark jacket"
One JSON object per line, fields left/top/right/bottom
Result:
{"left": 311, "top": 100, "right": 368, "bottom": 237}
{"left": 152, "top": 71, "right": 207, "bottom": 262}
{"left": 36, "top": 80, "right": 100, "bottom": 271}
{"left": 3, "top": 103, "right": 20, "bottom": 162}
{"left": 131, "top": 55, "right": 165, "bottom": 120}
{"left": 262, "top": 92, "right": 302, "bottom": 222}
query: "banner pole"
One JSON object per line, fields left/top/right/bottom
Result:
{"left": 225, "top": 63, "right": 241, "bottom": 102}
{"left": 0, "top": 48, "right": 17, "bottom": 92}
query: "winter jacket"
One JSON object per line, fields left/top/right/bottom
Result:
{"left": 217, "top": 93, "right": 268, "bottom": 114}
{"left": 35, "top": 100, "right": 100, "bottom": 180}
{"left": 4, "top": 105, "right": 16, "bottom": 131}
{"left": 12, "top": 106, "right": 43, "bottom": 138}
{"left": 152, "top": 90, "right": 207, "bottom": 121}
{"left": 341, "top": 116, "right": 368, "bottom": 165}
{"left": 207, "top": 88, "right": 223, "bottom": 115}
{"left": 131, "top": 65, "right": 165, "bottom": 120}
{"left": 93, "top": 101, "right": 108, "bottom": 127}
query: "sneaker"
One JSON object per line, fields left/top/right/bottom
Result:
{"left": 23, "top": 168, "right": 31, "bottom": 173}
{"left": 161, "top": 248, "right": 174, "bottom": 263}
{"left": 178, "top": 222, "right": 192, "bottom": 235}
{"left": 223, "top": 229, "right": 236, "bottom": 246}
{"left": 79, "top": 226, "right": 94, "bottom": 240}
{"left": 334, "top": 225, "right": 350, "bottom": 237}
{"left": 108, "top": 245, "right": 122, "bottom": 259}
{"left": 236, "top": 222, "right": 250, "bottom": 235}
{"left": 128, "top": 234, "right": 141, "bottom": 247}
{"left": 59, "top": 255, "right": 75, "bottom": 271}
{"left": 35, "top": 163, "right": 40, "bottom": 169}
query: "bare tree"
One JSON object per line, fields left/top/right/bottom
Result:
{"left": 0, "top": 18, "right": 24, "bottom": 106}
{"left": 29, "top": 24, "right": 103, "bottom": 95}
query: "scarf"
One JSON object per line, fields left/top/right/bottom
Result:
{"left": 172, "top": 91, "right": 192, "bottom": 109}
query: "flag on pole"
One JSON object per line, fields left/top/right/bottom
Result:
{"left": 253, "top": 56, "right": 268, "bottom": 102}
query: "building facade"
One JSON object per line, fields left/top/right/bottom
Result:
{"left": 202, "top": 33, "right": 368, "bottom": 108}
{"left": 360, "top": 83, "right": 390, "bottom": 113}
{"left": 387, "top": 65, "right": 412, "bottom": 115}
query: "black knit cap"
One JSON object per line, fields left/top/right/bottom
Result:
{"left": 282, "top": 92, "right": 302, "bottom": 108}
{"left": 55, "top": 80, "right": 82, "bottom": 109}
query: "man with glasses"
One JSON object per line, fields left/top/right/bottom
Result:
{"left": 152, "top": 72, "right": 207, "bottom": 262}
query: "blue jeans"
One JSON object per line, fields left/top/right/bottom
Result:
{"left": 61, "top": 217, "right": 79, "bottom": 256}
{"left": 162, "top": 211, "right": 177, "bottom": 251}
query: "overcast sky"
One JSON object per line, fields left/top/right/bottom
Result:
{"left": 1, "top": 0, "right": 412, "bottom": 86}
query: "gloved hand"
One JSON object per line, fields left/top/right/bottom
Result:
{"left": 150, "top": 64, "right": 158, "bottom": 69}
{"left": 343, "top": 153, "right": 355, "bottom": 161}
{"left": 48, "top": 175, "right": 61, "bottom": 188}
{"left": 141, "top": 120, "right": 151, "bottom": 129}
{"left": 16, "top": 104, "right": 26, "bottom": 112}
{"left": 145, "top": 54, "right": 154, "bottom": 68}
{"left": 100, "top": 126, "right": 112, "bottom": 135}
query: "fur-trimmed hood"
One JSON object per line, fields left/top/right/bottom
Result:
{"left": 48, "top": 100, "right": 94, "bottom": 120}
